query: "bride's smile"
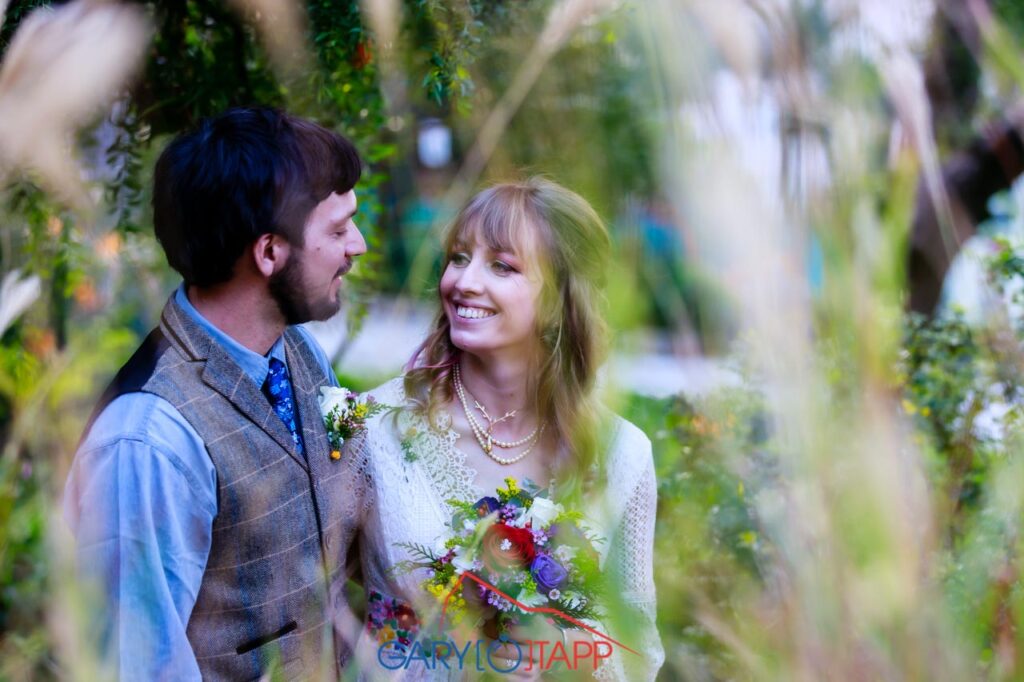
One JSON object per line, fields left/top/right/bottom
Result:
{"left": 454, "top": 305, "right": 495, "bottom": 319}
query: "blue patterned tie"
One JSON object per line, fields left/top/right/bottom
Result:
{"left": 263, "top": 357, "right": 304, "bottom": 455}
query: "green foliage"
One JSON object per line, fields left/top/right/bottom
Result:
{"left": 994, "top": 0, "right": 1024, "bottom": 45}
{"left": 619, "top": 387, "right": 769, "bottom": 676}
{"left": 134, "top": 1, "right": 284, "bottom": 135}
{"left": 618, "top": 255, "right": 1024, "bottom": 675}
{"left": 0, "top": 457, "right": 48, "bottom": 676}
{"left": 902, "top": 311, "right": 982, "bottom": 460}
{"left": 403, "top": 0, "right": 487, "bottom": 110}
{"left": 465, "top": 1, "right": 657, "bottom": 217}
{"left": 902, "top": 239, "right": 1024, "bottom": 522}
{"left": 890, "top": 245, "right": 1024, "bottom": 670}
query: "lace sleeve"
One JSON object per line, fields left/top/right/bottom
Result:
{"left": 594, "top": 428, "right": 664, "bottom": 681}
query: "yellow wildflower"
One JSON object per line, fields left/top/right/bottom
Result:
{"left": 426, "top": 582, "right": 446, "bottom": 602}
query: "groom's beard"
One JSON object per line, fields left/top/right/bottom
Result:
{"left": 269, "top": 253, "right": 345, "bottom": 325}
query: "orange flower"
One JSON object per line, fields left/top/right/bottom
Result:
{"left": 25, "top": 328, "right": 56, "bottom": 357}
{"left": 73, "top": 279, "right": 99, "bottom": 312}
{"left": 352, "top": 40, "right": 372, "bottom": 69}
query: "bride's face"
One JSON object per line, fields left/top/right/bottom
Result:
{"left": 440, "top": 228, "right": 545, "bottom": 360}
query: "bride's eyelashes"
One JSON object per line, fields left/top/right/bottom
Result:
{"left": 447, "top": 251, "right": 521, "bottom": 276}
{"left": 490, "top": 260, "right": 516, "bottom": 275}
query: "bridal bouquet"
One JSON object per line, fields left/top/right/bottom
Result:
{"left": 400, "top": 478, "right": 604, "bottom": 635}
{"left": 318, "top": 386, "right": 387, "bottom": 459}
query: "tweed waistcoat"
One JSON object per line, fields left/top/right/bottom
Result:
{"left": 97, "top": 295, "right": 365, "bottom": 680}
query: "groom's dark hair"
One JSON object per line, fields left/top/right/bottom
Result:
{"left": 152, "top": 106, "right": 362, "bottom": 287}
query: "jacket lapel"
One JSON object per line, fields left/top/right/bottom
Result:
{"left": 160, "top": 297, "right": 310, "bottom": 472}
{"left": 285, "top": 331, "right": 331, "bottom": 478}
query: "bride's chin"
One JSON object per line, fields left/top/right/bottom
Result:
{"left": 448, "top": 329, "right": 479, "bottom": 350}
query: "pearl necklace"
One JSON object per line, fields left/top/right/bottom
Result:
{"left": 453, "top": 365, "right": 544, "bottom": 464}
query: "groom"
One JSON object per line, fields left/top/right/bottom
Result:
{"left": 64, "top": 107, "right": 368, "bottom": 680}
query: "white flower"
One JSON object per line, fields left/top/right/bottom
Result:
{"left": 561, "top": 591, "right": 586, "bottom": 609}
{"left": 523, "top": 497, "right": 563, "bottom": 528}
{"left": 451, "top": 545, "right": 477, "bottom": 574}
{"left": 508, "top": 505, "right": 530, "bottom": 528}
{"left": 553, "top": 545, "right": 578, "bottom": 563}
{"left": 318, "top": 386, "right": 352, "bottom": 417}
{"left": 515, "top": 585, "right": 547, "bottom": 608}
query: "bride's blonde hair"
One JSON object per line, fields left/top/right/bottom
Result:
{"left": 404, "top": 177, "right": 611, "bottom": 500}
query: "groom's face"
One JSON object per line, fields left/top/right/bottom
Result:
{"left": 269, "top": 190, "right": 365, "bottom": 324}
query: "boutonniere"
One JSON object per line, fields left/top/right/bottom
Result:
{"left": 318, "top": 386, "right": 388, "bottom": 460}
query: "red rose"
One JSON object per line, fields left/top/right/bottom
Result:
{"left": 481, "top": 523, "right": 536, "bottom": 572}
{"left": 394, "top": 603, "right": 419, "bottom": 632}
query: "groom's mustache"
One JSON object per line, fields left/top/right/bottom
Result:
{"left": 335, "top": 260, "right": 354, "bottom": 278}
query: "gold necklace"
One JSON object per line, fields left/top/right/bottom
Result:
{"left": 453, "top": 365, "right": 544, "bottom": 464}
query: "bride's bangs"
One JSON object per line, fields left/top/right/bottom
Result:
{"left": 446, "top": 186, "right": 544, "bottom": 263}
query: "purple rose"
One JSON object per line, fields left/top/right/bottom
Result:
{"left": 473, "top": 496, "right": 501, "bottom": 517}
{"left": 530, "top": 553, "right": 568, "bottom": 592}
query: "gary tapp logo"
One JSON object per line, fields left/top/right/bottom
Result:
{"left": 377, "top": 635, "right": 616, "bottom": 673}
{"left": 376, "top": 573, "right": 638, "bottom": 674}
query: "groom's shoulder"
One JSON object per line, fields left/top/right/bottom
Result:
{"left": 82, "top": 392, "right": 201, "bottom": 456}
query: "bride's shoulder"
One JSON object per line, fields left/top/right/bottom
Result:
{"left": 362, "top": 376, "right": 434, "bottom": 438}
{"left": 603, "top": 413, "right": 655, "bottom": 478}
{"left": 603, "top": 410, "right": 652, "bottom": 453}
{"left": 365, "top": 376, "right": 407, "bottom": 407}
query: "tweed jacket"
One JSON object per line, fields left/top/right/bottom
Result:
{"left": 95, "top": 294, "right": 366, "bottom": 680}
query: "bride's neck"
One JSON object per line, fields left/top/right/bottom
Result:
{"left": 457, "top": 354, "right": 533, "bottom": 419}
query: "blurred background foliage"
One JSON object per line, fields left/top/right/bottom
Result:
{"left": 6, "top": 0, "right": 1024, "bottom": 680}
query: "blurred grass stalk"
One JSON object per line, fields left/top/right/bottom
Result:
{"left": 0, "top": 2, "right": 150, "bottom": 679}
{"left": 631, "top": 0, "right": 996, "bottom": 678}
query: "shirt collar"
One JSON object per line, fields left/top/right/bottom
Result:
{"left": 174, "top": 284, "right": 287, "bottom": 387}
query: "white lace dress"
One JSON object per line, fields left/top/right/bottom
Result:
{"left": 354, "top": 378, "right": 663, "bottom": 680}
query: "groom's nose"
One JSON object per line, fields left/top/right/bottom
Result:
{"left": 346, "top": 224, "right": 367, "bottom": 257}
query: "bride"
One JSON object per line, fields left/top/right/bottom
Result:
{"left": 353, "top": 178, "right": 663, "bottom": 680}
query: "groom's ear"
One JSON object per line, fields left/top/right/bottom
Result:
{"left": 251, "top": 233, "right": 290, "bottom": 279}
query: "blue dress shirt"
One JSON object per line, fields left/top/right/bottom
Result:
{"left": 63, "top": 285, "right": 337, "bottom": 681}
